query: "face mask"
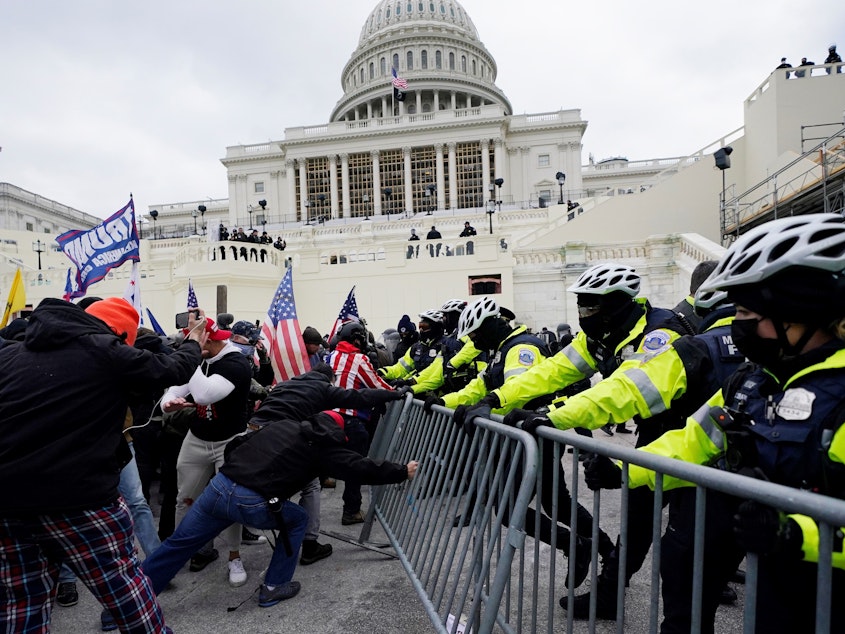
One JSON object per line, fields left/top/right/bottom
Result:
{"left": 232, "top": 342, "right": 255, "bottom": 357}
{"left": 731, "top": 318, "right": 782, "bottom": 367}
{"left": 579, "top": 314, "right": 608, "bottom": 341}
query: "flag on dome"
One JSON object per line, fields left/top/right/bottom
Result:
{"left": 391, "top": 67, "right": 408, "bottom": 89}
{"left": 392, "top": 67, "right": 407, "bottom": 102}
{"left": 187, "top": 279, "right": 198, "bottom": 309}
{"left": 327, "top": 286, "right": 359, "bottom": 344}
{"left": 261, "top": 268, "right": 310, "bottom": 383}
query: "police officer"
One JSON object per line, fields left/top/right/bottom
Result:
{"left": 549, "top": 287, "right": 744, "bottom": 620}
{"left": 425, "top": 298, "right": 602, "bottom": 586}
{"left": 590, "top": 214, "right": 845, "bottom": 632}
{"left": 379, "top": 309, "right": 447, "bottom": 384}
{"left": 490, "top": 263, "right": 694, "bottom": 606}
{"left": 411, "top": 299, "right": 485, "bottom": 396}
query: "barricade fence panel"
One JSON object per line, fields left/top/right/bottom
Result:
{"left": 361, "top": 397, "right": 845, "bottom": 634}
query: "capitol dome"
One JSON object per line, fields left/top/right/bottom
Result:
{"left": 330, "top": 0, "right": 512, "bottom": 122}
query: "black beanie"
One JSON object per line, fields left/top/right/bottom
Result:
{"left": 311, "top": 362, "right": 335, "bottom": 382}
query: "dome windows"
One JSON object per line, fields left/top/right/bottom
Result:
{"left": 396, "top": 2, "right": 401, "bottom": 15}
{"left": 440, "top": 3, "right": 446, "bottom": 14}
{"left": 393, "top": 53, "right": 399, "bottom": 69}
{"left": 435, "top": 50, "right": 442, "bottom": 69}
{"left": 418, "top": 2, "right": 423, "bottom": 11}
{"left": 386, "top": 7, "right": 391, "bottom": 18}
{"left": 407, "top": 1, "right": 413, "bottom": 13}
{"left": 429, "top": 2, "right": 435, "bottom": 12}
{"left": 461, "top": 55, "right": 466, "bottom": 72}
{"left": 421, "top": 50, "right": 428, "bottom": 69}
{"left": 380, "top": 57, "right": 387, "bottom": 75}
{"left": 449, "top": 51, "right": 455, "bottom": 70}
{"left": 407, "top": 51, "right": 413, "bottom": 70}
{"left": 369, "top": 62, "right": 375, "bottom": 79}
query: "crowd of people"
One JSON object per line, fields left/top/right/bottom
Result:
{"left": 219, "top": 224, "right": 287, "bottom": 251}
{"left": 1, "top": 211, "right": 844, "bottom": 632}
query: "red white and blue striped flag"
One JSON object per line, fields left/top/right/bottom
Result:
{"left": 261, "top": 267, "right": 310, "bottom": 383}
{"left": 391, "top": 67, "right": 408, "bottom": 89}
{"left": 326, "top": 286, "right": 360, "bottom": 344}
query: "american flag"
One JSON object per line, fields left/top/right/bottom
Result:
{"left": 187, "top": 279, "right": 198, "bottom": 309}
{"left": 391, "top": 67, "right": 408, "bottom": 89}
{"left": 326, "top": 286, "right": 360, "bottom": 344}
{"left": 261, "top": 268, "right": 310, "bottom": 383}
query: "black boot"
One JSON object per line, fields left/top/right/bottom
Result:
{"left": 561, "top": 549, "right": 619, "bottom": 620}
{"left": 565, "top": 535, "right": 592, "bottom": 589}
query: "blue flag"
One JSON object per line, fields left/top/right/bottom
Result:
{"left": 145, "top": 308, "right": 166, "bottom": 336}
{"left": 56, "top": 199, "right": 140, "bottom": 299}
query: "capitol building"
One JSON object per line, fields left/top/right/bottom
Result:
{"left": 2, "top": 0, "right": 843, "bottom": 335}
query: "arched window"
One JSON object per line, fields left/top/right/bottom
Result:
{"left": 418, "top": 1, "right": 423, "bottom": 11}
{"left": 471, "top": 59, "right": 476, "bottom": 75}
{"left": 396, "top": 2, "right": 401, "bottom": 15}
{"left": 435, "top": 50, "right": 442, "bottom": 69}
{"left": 369, "top": 62, "right": 374, "bottom": 79}
{"left": 407, "top": 1, "right": 413, "bottom": 12}
{"left": 429, "top": 2, "right": 435, "bottom": 11}
{"left": 408, "top": 104, "right": 416, "bottom": 114}
{"left": 386, "top": 6, "right": 391, "bottom": 18}
{"left": 393, "top": 53, "right": 399, "bottom": 69}
{"left": 449, "top": 52, "right": 455, "bottom": 70}
{"left": 377, "top": 10, "right": 382, "bottom": 23}
{"left": 361, "top": 68, "right": 365, "bottom": 83}
{"left": 461, "top": 55, "right": 466, "bottom": 72}
{"left": 406, "top": 51, "right": 413, "bottom": 70}
{"left": 380, "top": 57, "right": 386, "bottom": 75}
{"left": 440, "top": 3, "right": 446, "bottom": 14}
{"left": 423, "top": 103, "right": 431, "bottom": 112}
{"left": 421, "top": 50, "right": 428, "bottom": 69}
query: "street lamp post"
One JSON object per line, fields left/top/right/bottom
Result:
{"left": 304, "top": 200, "right": 311, "bottom": 225}
{"left": 426, "top": 184, "right": 436, "bottom": 215}
{"left": 714, "top": 146, "right": 734, "bottom": 238}
{"left": 247, "top": 205, "right": 254, "bottom": 230}
{"left": 317, "top": 194, "right": 326, "bottom": 224}
{"left": 191, "top": 209, "right": 198, "bottom": 235}
{"left": 32, "top": 239, "right": 45, "bottom": 270}
{"left": 198, "top": 205, "right": 206, "bottom": 236}
{"left": 149, "top": 210, "right": 158, "bottom": 238}
{"left": 383, "top": 188, "right": 392, "bottom": 221}
{"left": 486, "top": 200, "right": 496, "bottom": 235}
{"left": 555, "top": 172, "right": 566, "bottom": 205}
{"left": 494, "top": 178, "right": 504, "bottom": 212}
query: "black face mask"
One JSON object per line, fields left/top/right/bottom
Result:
{"left": 731, "top": 318, "right": 783, "bottom": 367}
{"left": 579, "top": 314, "right": 608, "bottom": 341}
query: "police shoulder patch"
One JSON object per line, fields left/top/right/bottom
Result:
{"left": 641, "top": 329, "right": 672, "bottom": 353}
{"left": 518, "top": 348, "right": 536, "bottom": 366}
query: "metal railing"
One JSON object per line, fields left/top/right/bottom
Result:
{"left": 363, "top": 397, "right": 845, "bottom": 634}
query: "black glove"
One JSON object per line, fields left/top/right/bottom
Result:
{"left": 520, "top": 415, "right": 552, "bottom": 437}
{"left": 733, "top": 500, "right": 802, "bottom": 557}
{"left": 502, "top": 408, "right": 534, "bottom": 428}
{"left": 423, "top": 395, "right": 445, "bottom": 414}
{"left": 453, "top": 394, "right": 500, "bottom": 430}
{"left": 387, "top": 378, "right": 410, "bottom": 388}
{"left": 583, "top": 455, "right": 623, "bottom": 490}
{"left": 392, "top": 386, "right": 413, "bottom": 399}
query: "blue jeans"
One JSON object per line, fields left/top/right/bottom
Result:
{"left": 142, "top": 473, "right": 307, "bottom": 593}
{"left": 59, "top": 444, "right": 161, "bottom": 584}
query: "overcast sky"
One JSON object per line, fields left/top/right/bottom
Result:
{"left": 2, "top": 0, "right": 842, "bottom": 219}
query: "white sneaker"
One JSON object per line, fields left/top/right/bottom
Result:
{"left": 228, "top": 558, "right": 247, "bottom": 587}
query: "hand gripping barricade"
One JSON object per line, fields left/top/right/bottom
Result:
{"left": 358, "top": 395, "right": 845, "bottom": 634}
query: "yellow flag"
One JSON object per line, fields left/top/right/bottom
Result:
{"left": 1, "top": 268, "right": 26, "bottom": 328}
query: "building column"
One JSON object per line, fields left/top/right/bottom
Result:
{"left": 494, "top": 137, "right": 504, "bottom": 190}
{"left": 227, "top": 174, "right": 238, "bottom": 227}
{"left": 399, "top": 100, "right": 405, "bottom": 116}
{"left": 236, "top": 175, "right": 248, "bottom": 225}
{"left": 447, "top": 142, "right": 457, "bottom": 211}
{"left": 340, "top": 153, "right": 350, "bottom": 218}
{"left": 480, "top": 139, "right": 490, "bottom": 202}
{"left": 415, "top": 91, "right": 422, "bottom": 115}
{"left": 520, "top": 147, "right": 530, "bottom": 205}
{"left": 297, "top": 159, "right": 308, "bottom": 218}
{"left": 435, "top": 143, "right": 445, "bottom": 211}
{"left": 285, "top": 159, "right": 296, "bottom": 222}
{"left": 450, "top": 91, "right": 457, "bottom": 110}
{"left": 329, "top": 155, "right": 339, "bottom": 219}
{"left": 403, "top": 146, "right": 413, "bottom": 215}
{"left": 371, "top": 150, "right": 382, "bottom": 216}
{"left": 270, "top": 170, "right": 281, "bottom": 226}
{"left": 381, "top": 96, "right": 387, "bottom": 118}
{"left": 434, "top": 90, "right": 440, "bottom": 111}
{"left": 367, "top": 102, "right": 373, "bottom": 119}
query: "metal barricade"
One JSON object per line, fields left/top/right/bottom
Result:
{"left": 362, "top": 397, "right": 845, "bottom": 634}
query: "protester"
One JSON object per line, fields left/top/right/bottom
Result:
{"left": 0, "top": 297, "right": 205, "bottom": 633}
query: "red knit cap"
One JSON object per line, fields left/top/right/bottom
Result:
{"left": 321, "top": 410, "right": 345, "bottom": 431}
{"left": 85, "top": 297, "right": 139, "bottom": 346}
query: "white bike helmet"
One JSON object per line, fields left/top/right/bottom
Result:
{"left": 693, "top": 288, "right": 729, "bottom": 313}
{"left": 698, "top": 214, "right": 845, "bottom": 292}
{"left": 441, "top": 298, "right": 467, "bottom": 314}
{"left": 419, "top": 309, "right": 445, "bottom": 324}
{"left": 456, "top": 297, "right": 500, "bottom": 339}
{"left": 568, "top": 263, "right": 640, "bottom": 297}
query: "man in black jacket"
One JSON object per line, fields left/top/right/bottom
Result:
{"left": 0, "top": 297, "right": 205, "bottom": 633}
{"left": 252, "top": 363, "right": 405, "bottom": 564}
{"left": 141, "top": 408, "right": 417, "bottom": 608}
